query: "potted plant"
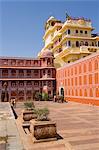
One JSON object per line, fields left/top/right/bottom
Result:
{"left": 24, "top": 101, "right": 34, "bottom": 110}
{"left": 42, "top": 92, "right": 49, "bottom": 101}
{"left": 30, "top": 107, "right": 57, "bottom": 143}
{"left": 58, "top": 95, "right": 64, "bottom": 103}
{"left": 35, "top": 92, "right": 42, "bottom": 101}
{"left": 36, "top": 107, "right": 49, "bottom": 121}
{"left": 23, "top": 101, "right": 37, "bottom": 121}
{"left": 49, "top": 95, "right": 53, "bottom": 101}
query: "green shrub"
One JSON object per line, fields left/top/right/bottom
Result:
{"left": 59, "top": 95, "right": 64, "bottom": 100}
{"left": 24, "top": 101, "right": 34, "bottom": 110}
{"left": 36, "top": 108, "right": 49, "bottom": 121}
{"left": 35, "top": 92, "right": 42, "bottom": 101}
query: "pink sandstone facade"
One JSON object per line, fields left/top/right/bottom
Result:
{"left": 56, "top": 53, "right": 99, "bottom": 105}
{"left": 0, "top": 51, "right": 56, "bottom": 102}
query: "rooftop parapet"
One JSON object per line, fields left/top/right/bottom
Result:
{"left": 64, "top": 14, "right": 92, "bottom": 28}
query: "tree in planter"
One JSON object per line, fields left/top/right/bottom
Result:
{"left": 42, "top": 92, "right": 49, "bottom": 101}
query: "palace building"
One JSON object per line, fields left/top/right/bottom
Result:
{"left": 0, "top": 14, "right": 98, "bottom": 105}
{"left": 38, "top": 15, "right": 99, "bottom": 68}
{"left": 0, "top": 50, "right": 56, "bottom": 101}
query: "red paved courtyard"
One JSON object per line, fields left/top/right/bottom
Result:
{"left": 15, "top": 101, "right": 99, "bottom": 150}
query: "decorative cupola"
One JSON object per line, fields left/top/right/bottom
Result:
{"left": 45, "top": 16, "right": 61, "bottom": 31}
{"left": 40, "top": 49, "right": 54, "bottom": 67}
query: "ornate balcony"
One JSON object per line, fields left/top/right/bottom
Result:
{"left": 80, "top": 46, "right": 99, "bottom": 53}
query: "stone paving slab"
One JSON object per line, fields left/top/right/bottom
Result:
{"left": 0, "top": 102, "right": 24, "bottom": 150}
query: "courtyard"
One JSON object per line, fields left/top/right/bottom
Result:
{"left": 15, "top": 101, "right": 99, "bottom": 150}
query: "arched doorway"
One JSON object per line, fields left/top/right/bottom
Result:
{"left": 58, "top": 86, "right": 65, "bottom": 103}
{"left": 76, "top": 41, "right": 79, "bottom": 47}
{"left": 60, "top": 88, "right": 64, "bottom": 97}
{"left": 59, "top": 87, "right": 64, "bottom": 97}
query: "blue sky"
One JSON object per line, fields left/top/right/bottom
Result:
{"left": 0, "top": 0, "right": 99, "bottom": 58}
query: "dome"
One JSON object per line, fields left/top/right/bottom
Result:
{"left": 47, "top": 16, "right": 56, "bottom": 23}
{"left": 41, "top": 49, "right": 54, "bottom": 58}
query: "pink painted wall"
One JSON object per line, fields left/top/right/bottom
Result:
{"left": 56, "top": 53, "right": 99, "bottom": 105}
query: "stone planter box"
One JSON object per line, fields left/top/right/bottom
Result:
{"left": 30, "top": 120, "right": 57, "bottom": 143}
{"left": 23, "top": 110, "right": 37, "bottom": 121}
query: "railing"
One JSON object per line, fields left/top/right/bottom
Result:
{"left": 80, "top": 46, "right": 98, "bottom": 52}
{"left": 1, "top": 74, "right": 8, "bottom": 77}
{"left": 0, "top": 76, "right": 40, "bottom": 79}
{"left": 0, "top": 62, "right": 41, "bottom": 67}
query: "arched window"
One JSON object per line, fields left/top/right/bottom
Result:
{"left": 68, "top": 41, "right": 71, "bottom": 46}
{"left": 84, "top": 63, "right": 86, "bottom": 72}
{"left": 51, "top": 22, "right": 55, "bottom": 26}
{"left": 48, "top": 69, "right": 51, "bottom": 76}
{"left": 96, "top": 88, "right": 99, "bottom": 97}
{"left": 80, "top": 41, "right": 84, "bottom": 46}
{"left": 11, "top": 60, "right": 16, "bottom": 65}
{"left": 26, "top": 81, "right": 32, "bottom": 86}
{"left": 60, "top": 88, "right": 64, "bottom": 96}
{"left": 19, "top": 81, "right": 24, "bottom": 87}
{"left": 75, "top": 30, "right": 78, "bottom": 33}
{"left": 11, "top": 91, "right": 17, "bottom": 96}
{"left": 72, "top": 89, "right": 74, "bottom": 96}
{"left": 11, "top": 81, "right": 16, "bottom": 87}
{"left": 11, "top": 69, "right": 16, "bottom": 75}
{"left": 85, "top": 31, "right": 87, "bottom": 34}
{"left": 89, "top": 61, "right": 92, "bottom": 71}
{"left": 89, "top": 74, "right": 92, "bottom": 84}
{"left": 94, "top": 60, "right": 98, "bottom": 70}
{"left": 80, "top": 30, "right": 83, "bottom": 34}
{"left": 79, "top": 65, "right": 82, "bottom": 73}
{"left": 27, "top": 70, "right": 31, "bottom": 76}
{"left": 68, "top": 89, "right": 70, "bottom": 95}
{"left": 98, "top": 41, "right": 99, "bottom": 47}
{"left": 80, "top": 89, "right": 82, "bottom": 96}
{"left": 59, "top": 38, "right": 61, "bottom": 42}
{"left": 76, "top": 89, "right": 78, "bottom": 96}
{"left": 68, "top": 29, "right": 70, "bottom": 34}
{"left": 47, "top": 58, "right": 51, "bottom": 65}
{"left": 89, "top": 88, "right": 93, "bottom": 97}
{"left": 84, "top": 89, "right": 87, "bottom": 97}
{"left": 19, "top": 91, "right": 24, "bottom": 96}
{"left": 85, "top": 41, "right": 88, "bottom": 46}
{"left": 75, "top": 67, "right": 77, "bottom": 74}
{"left": 2, "top": 70, "right": 8, "bottom": 76}
{"left": 95, "top": 73, "right": 98, "bottom": 84}
{"left": 92, "top": 42, "right": 94, "bottom": 46}
{"left": 76, "top": 41, "right": 79, "bottom": 47}
{"left": 26, "top": 90, "right": 32, "bottom": 96}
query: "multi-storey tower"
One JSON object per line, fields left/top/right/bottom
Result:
{"left": 38, "top": 15, "right": 99, "bottom": 67}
